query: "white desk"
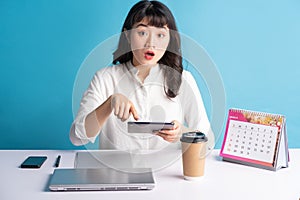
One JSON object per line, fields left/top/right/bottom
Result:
{"left": 1, "top": 149, "right": 299, "bottom": 200}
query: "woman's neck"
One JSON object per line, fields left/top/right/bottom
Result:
{"left": 131, "top": 60, "right": 157, "bottom": 83}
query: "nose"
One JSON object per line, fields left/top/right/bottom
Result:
{"left": 144, "top": 33, "right": 155, "bottom": 48}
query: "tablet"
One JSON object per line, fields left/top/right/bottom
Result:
{"left": 127, "top": 122, "right": 175, "bottom": 133}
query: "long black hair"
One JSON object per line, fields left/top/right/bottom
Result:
{"left": 113, "top": 0, "right": 183, "bottom": 98}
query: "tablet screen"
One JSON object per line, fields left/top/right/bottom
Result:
{"left": 127, "top": 122, "right": 174, "bottom": 133}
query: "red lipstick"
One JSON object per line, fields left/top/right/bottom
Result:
{"left": 144, "top": 50, "right": 155, "bottom": 60}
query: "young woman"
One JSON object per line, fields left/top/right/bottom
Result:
{"left": 70, "top": 0, "right": 214, "bottom": 151}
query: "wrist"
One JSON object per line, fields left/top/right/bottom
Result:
{"left": 95, "top": 95, "right": 113, "bottom": 119}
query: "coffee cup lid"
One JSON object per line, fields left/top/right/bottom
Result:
{"left": 180, "top": 132, "right": 208, "bottom": 143}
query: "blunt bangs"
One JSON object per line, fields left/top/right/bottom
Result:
{"left": 132, "top": 5, "right": 169, "bottom": 28}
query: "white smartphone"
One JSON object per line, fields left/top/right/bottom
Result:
{"left": 127, "top": 122, "right": 175, "bottom": 133}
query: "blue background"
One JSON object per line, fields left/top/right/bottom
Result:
{"left": 0, "top": 0, "right": 299, "bottom": 150}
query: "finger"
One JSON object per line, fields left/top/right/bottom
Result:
{"left": 114, "top": 102, "right": 119, "bottom": 116}
{"left": 156, "top": 132, "right": 175, "bottom": 139}
{"left": 156, "top": 133, "right": 176, "bottom": 142}
{"left": 121, "top": 103, "right": 132, "bottom": 121}
{"left": 158, "top": 129, "right": 180, "bottom": 142}
{"left": 156, "top": 133, "right": 167, "bottom": 140}
{"left": 171, "top": 120, "right": 179, "bottom": 129}
{"left": 159, "top": 129, "right": 175, "bottom": 135}
{"left": 118, "top": 102, "right": 125, "bottom": 119}
{"left": 129, "top": 103, "right": 139, "bottom": 120}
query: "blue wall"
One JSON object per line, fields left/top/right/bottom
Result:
{"left": 0, "top": 0, "right": 299, "bottom": 149}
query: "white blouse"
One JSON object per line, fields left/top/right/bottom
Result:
{"left": 70, "top": 62, "right": 214, "bottom": 151}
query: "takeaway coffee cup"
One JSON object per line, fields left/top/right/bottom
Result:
{"left": 180, "top": 132, "right": 208, "bottom": 181}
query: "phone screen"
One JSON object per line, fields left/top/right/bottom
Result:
{"left": 21, "top": 156, "right": 47, "bottom": 168}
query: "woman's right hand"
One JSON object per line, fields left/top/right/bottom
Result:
{"left": 110, "top": 93, "right": 139, "bottom": 122}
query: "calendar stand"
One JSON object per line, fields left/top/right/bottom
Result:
{"left": 220, "top": 108, "right": 289, "bottom": 171}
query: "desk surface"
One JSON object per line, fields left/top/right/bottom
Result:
{"left": 1, "top": 149, "right": 299, "bottom": 200}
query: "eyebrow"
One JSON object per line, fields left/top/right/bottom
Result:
{"left": 135, "top": 23, "right": 148, "bottom": 28}
{"left": 135, "top": 23, "right": 168, "bottom": 30}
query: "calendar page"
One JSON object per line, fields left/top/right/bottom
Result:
{"left": 220, "top": 108, "right": 285, "bottom": 169}
{"left": 222, "top": 120, "right": 279, "bottom": 164}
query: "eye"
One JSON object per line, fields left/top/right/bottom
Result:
{"left": 158, "top": 33, "right": 165, "bottom": 38}
{"left": 138, "top": 31, "right": 148, "bottom": 36}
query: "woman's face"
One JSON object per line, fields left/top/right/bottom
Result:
{"left": 129, "top": 19, "right": 170, "bottom": 66}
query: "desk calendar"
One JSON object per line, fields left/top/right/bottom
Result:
{"left": 220, "top": 108, "right": 289, "bottom": 171}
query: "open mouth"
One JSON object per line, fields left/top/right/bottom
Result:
{"left": 144, "top": 51, "right": 155, "bottom": 60}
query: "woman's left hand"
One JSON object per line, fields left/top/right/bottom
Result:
{"left": 155, "top": 120, "right": 182, "bottom": 143}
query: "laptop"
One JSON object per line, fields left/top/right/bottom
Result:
{"left": 74, "top": 149, "right": 182, "bottom": 171}
{"left": 49, "top": 168, "right": 155, "bottom": 191}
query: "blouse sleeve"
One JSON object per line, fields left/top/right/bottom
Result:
{"left": 180, "top": 71, "right": 215, "bottom": 150}
{"left": 69, "top": 70, "right": 107, "bottom": 146}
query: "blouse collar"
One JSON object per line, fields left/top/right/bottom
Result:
{"left": 125, "top": 61, "right": 160, "bottom": 76}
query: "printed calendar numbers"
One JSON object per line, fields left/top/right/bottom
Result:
{"left": 222, "top": 120, "right": 278, "bottom": 163}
